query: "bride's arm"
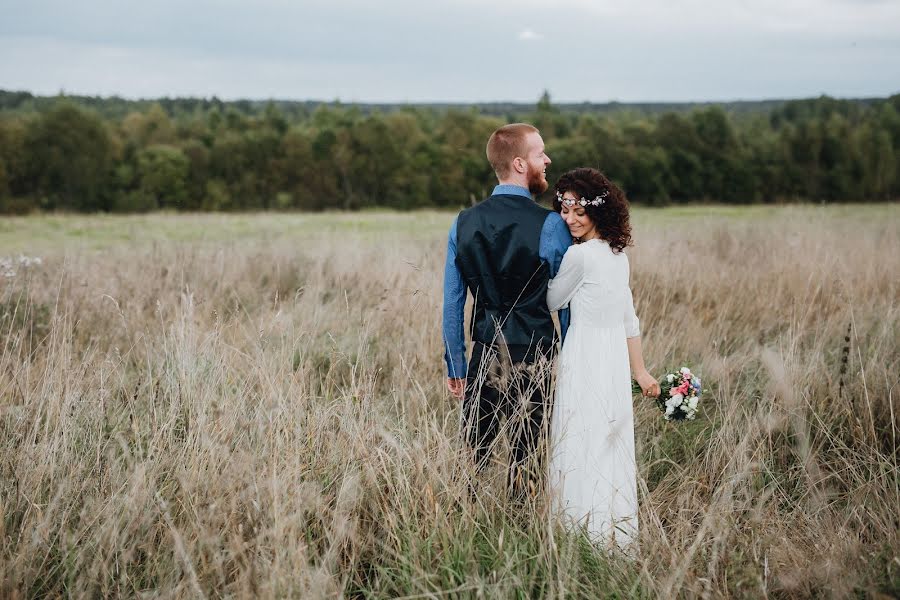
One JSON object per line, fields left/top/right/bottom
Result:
{"left": 627, "top": 337, "right": 659, "bottom": 397}
{"left": 547, "top": 246, "right": 584, "bottom": 311}
{"left": 624, "top": 258, "right": 660, "bottom": 396}
{"left": 624, "top": 282, "right": 640, "bottom": 339}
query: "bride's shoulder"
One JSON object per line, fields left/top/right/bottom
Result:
{"left": 585, "top": 238, "right": 615, "bottom": 254}
{"left": 611, "top": 245, "right": 631, "bottom": 265}
{"left": 587, "top": 239, "right": 630, "bottom": 267}
{"left": 563, "top": 241, "right": 592, "bottom": 260}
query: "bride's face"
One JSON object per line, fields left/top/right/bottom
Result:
{"left": 559, "top": 191, "right": 598, "bottom": 240}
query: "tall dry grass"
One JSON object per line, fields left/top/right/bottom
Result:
{"left": 0, "top": 207, "right": 897, "bottom": 598}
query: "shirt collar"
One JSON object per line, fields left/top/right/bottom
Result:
{"left": 492, "top": 184, "right": 532, "bottom": 199}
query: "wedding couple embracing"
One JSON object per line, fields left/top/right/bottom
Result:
{"left": 442, "top": 123, "right": 660, "bottom": 551}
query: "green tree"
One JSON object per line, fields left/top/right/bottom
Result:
{"left": 131, "top": 145, "right": 190, "bottom": 210}
{"left": 180, "top": 140, "right": 210, "bottom": 210}
{"left": 655, "top": 113, "right": 704, "bottom": 201}
{"left": 859, "top": 125, "right": 896, "bottom": 200}
{"left": 622, "top": 146, "right": 671, "bottom": 205}
{"left": 24, "top": 100, "right": 113, "bottom": 211}
{"left": 263, "top": 101, "right": 288, "bottom": 135}
{"left": 691, "top": 107, "right": 740, "bottom": 201}
{"left": 434, "top": 110, "right": 500, "bottom": 206}
{"left": 0, "top": 117, "right": 31, "bottom": 212}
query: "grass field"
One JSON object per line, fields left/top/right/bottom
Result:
{"left": 1, "top": 205, "right": 898, "bottom": 598}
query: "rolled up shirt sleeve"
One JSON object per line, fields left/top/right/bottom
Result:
{"left": 541, "top": 212, "right": 573, "bottom": 339}
{"left": 442, "top": 217, "right": 467, "bottom": 378}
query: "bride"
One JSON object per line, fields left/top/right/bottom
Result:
{"left": 546, "top": 167, "right": 660, "bottom": 550}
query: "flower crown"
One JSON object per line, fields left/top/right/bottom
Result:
{"left": 556, "top": 189, "right": 608, "bottom": 207}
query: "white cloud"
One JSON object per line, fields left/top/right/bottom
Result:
{"left": 518, "top": 28, "right": 544, "bottom": 41}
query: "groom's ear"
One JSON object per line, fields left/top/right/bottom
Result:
{"left": 512, "top": 156, "right": 526, "bottom": 174}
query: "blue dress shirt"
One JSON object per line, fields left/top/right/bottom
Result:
{"left": 442, "top": 184, "right": 572, "bottom": 378}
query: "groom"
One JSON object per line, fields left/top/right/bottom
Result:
{"left": 442, "top": 123, "right": 572, "bottom": 499}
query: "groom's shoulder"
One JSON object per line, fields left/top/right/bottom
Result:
{"left": 458, "top": 195, "right": 552, "bottom": 224}
{"left": 542, "top": 209, "right": 566, "bottom": 231}
{"left": 543, "top": 208, "right": 563, "bottom": 222}
{"left": 534, "top": 202, "right": 554, "bottom": 217}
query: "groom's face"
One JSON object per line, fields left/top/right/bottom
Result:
{"left": 522, "top": 132, "right": 551, "bottom": 194}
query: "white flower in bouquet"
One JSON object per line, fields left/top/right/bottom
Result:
{"left": 639, "top": 365, "right": 703, "bottom": 422}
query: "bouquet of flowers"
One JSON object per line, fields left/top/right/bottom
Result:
{"left": 634, "top": 367, "right": 702, "bottom": 421}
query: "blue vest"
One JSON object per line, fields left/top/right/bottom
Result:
{"left": 455, "top": 194, "right": 557, "bottom": 358}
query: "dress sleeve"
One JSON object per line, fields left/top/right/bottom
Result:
{"left": 547, "top": 246, "right": 585, "bottom": 311}
{"left": 624, "top": 255, "right": 641, "bottom": 338}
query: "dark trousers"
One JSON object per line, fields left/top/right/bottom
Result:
{"left": 461, "top": 342, "right": 555, "bottom": 499}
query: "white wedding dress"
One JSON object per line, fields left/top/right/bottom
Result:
{"left": 547, "top": 239, "right": 641, "bottom": 549}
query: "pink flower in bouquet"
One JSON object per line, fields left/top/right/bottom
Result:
{"left": 648, "top": 366, "right": 703, "bottom": 421}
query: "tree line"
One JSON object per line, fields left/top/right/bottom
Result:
{"left": 0, "top": 90, "right": 897, "bottom": 213}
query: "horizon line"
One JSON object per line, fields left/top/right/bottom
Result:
{"left": 2, "top": 87, "right": 897, "bottom": 107}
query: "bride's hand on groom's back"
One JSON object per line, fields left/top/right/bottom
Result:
{"left": 635, "top": 370, "right": 660, "bottom": 398}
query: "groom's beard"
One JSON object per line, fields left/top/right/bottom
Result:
{"left": 527, "top": 164, "right": 549, "bottom": 195}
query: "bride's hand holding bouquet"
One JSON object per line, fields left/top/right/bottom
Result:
{"left": 634, "top": 369, "right": 660, "bottom": 398}
{"left": 633, "top": 366, "right": 703, "bottom": 421}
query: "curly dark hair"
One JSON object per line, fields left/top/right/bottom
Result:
{"left": 552, "top": 168, "right": 633, "bottom": 253}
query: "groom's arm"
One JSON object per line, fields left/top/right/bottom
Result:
{"left": 442, "top": 217, "right": 467, "bottom": 391}
{"left": 540, "top": 212, "right": 573, "bottom": 342}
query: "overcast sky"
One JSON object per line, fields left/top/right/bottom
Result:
{"left": 1, "top": 0, "right": 898, "bottom": 103}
